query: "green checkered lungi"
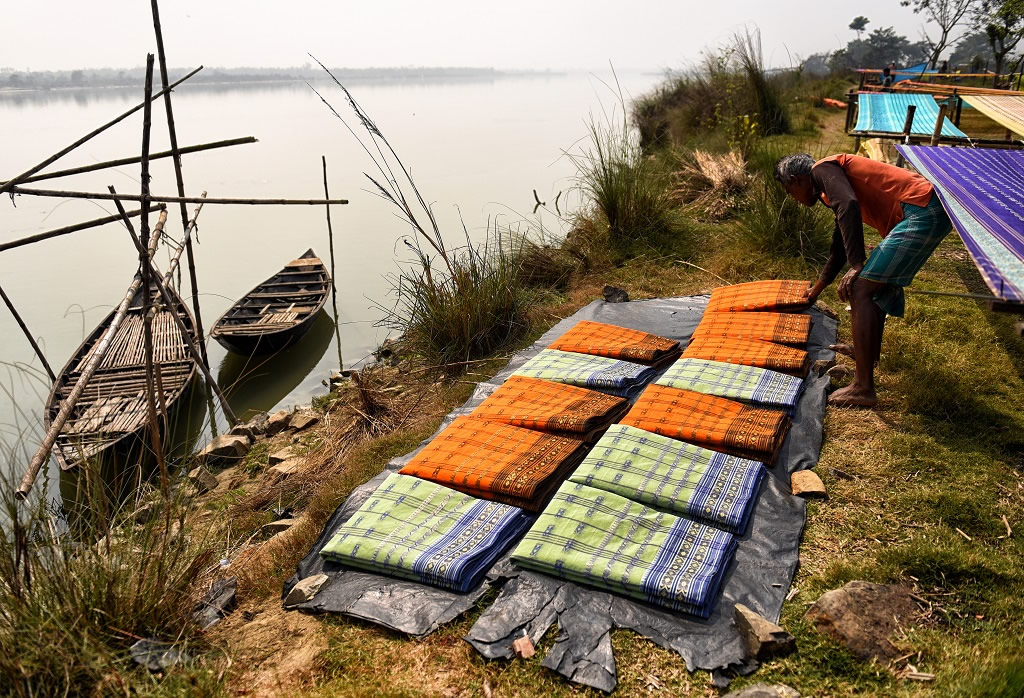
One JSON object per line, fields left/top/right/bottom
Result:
{"left": 859, "top": 193, "right": 952, "bottom": 317}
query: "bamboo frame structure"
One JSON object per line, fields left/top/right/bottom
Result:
{"left": 6, "top": 187, "right": 349, "bottom": 205}
{"left": 0, "top": 138, "right": 256, "bottom": 188}
{"left": 5, "top": 0, "right": 352, "bottom": 501}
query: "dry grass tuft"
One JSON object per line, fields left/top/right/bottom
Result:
{"left": 671, "top": 149, "right": 750, "bottom": 220}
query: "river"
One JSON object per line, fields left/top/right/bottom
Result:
{"left": 0, "top": 69, "right": 661, "bottom": 502}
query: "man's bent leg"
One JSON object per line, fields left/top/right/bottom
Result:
{"left": 830, "top": 277, "right": 887, "bottom": 407}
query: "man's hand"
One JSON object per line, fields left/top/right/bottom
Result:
{"left": 837, "top": 265, "right": 862, "bottom": 302}
{"left": 804, "top": 280, "right": 825, "bottom": 304}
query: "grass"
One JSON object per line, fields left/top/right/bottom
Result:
{"left": 0, "top": 474, "right": 221, "bottom": 697}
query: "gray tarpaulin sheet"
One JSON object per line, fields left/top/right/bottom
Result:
{"left": 284, "top": 296, "right": 837, "bottom": 690}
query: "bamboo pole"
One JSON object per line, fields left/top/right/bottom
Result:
{"left": 138, "top": 55, "right": 168, "bottom": 483}
{"left": 929, "top": 104, "right": 949, "bottom": 147}
{"left": 151, "top": 0, "right": 211, "bottom": 372}
{"left": 0, "top": 283, "right": 56, "bottom": 382}
{"left": 0, "top": 206, "right": 162, "bottom": 253}
{"left": 0, "top": 138, "right": 256, "bottom": 188}
{"left": 108, "top": 194, "right": 238, "bottom": 427}
{"left": 0, "top": 67, "right": 202, "bottom": 197}
{"left": 323, "top": 155, "right": 343, "bottom": 370}
{"left": 16, "top": 212, "right": 167, "bottom": 500}
{"left": 894, "top": 104, "right": 917, "bottom": 168}
{"left": 7, "top": 187, "right": 349, "bottom": 205}
{"left": 162, "top": 196, "right": 206, "bottom": 286}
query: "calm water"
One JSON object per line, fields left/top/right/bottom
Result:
{"left": 0, "top": 71, "right": 660, "bottom": 501}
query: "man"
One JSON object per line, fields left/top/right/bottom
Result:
{"left": 774, "top": 153, "right": 952, "bottom": 407}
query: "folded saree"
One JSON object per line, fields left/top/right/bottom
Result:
{"left": 512, "top": 349, "right": 658, "bottom": 397}
{"left": 691, "top": 311, "right": 811, "bottom": 347}
{"left": 469, "top": 375, "right": 629, "bottom": 439}
{"left": 320, "top": 473, "right": 532, "bottom": 592}
{"left": 511, "top": 481, "right": 737, "bottom": 617}
{"left": 398, "top": 417, "right": 588, "bottom": 511}
{"left": 705, "top": 280, "right": 812, "bottom": 313}
{"left": 683, "top": 336, "right": 810, "bottom": 377}
{"left": 547, "top": 320, "right": 681, "bottom": 365}
{"left": 655, "top": 358, "right": 804, "bottom": 412}
{"left": 620, "top": 385, "right": 791, "bottom": 463}
{"left": 569, "top": 424, "right": 764, "bottom": 533}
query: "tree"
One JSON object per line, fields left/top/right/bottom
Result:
{"left": 900, "top": 0, "right": 979, "bottom": 67}
{"left": 829, "top": 26, "right": 929, "bottom": 71}
{"left": 950, "top": 29, "right": 995, "bottom": 66}
{"left": 850, "top": 16, "right": 871, "bottom": 38}
{"left": 975, "top": 0, "right": 1024, "bottom": 76}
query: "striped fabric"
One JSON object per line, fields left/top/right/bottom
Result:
{"left": 569, "top": 424, "right": 764, "bottom": 533}
{"left": 854, "top": 92, "right": 967, "bottom": 137}
{"left": 691, "top": 311, "right": 811, "bottom": 347}
{"left": 895, "top": 145, "right": 1024, "bottom": 303}
{"left": 656, "top": 358, "right": 805, "bottom": 412}
{"left": 397, "top": 417, "right": 588, "bottom": 511}
{"left": 512, "top": 349, "right": 658, "bottom": 397}
{"left": 705, "top": 280, "right": 812, "bottom": 313}
{"left": 621, "top": 384, "right": 791, "bottom": 463}
{"left": 469, "top": 375, "right": 629, "bottom": 439}
{"left": 511, "top": 481, "right": 737, "bottom": 617}
{"left": 960, "top": 94, "right": 1024, "bottom": 138}
{"left": 320, "top": 473, "right": 532, "bottom": 592}
{"left": 547, "top": 320, "right": 681, "bottom": 364}
{"left": 683, "top": 336, "right": 810, "bottom": 377}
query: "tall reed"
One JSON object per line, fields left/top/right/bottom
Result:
{"left": 309, "top": 59, "right": 533, "bottom": 369}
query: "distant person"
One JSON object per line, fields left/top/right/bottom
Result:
{"left": 939, "top": 59, "right": 949, "bottom": 74}
{"left": 881, "top": 65, "right": 893, "bottom": 90}
{"left": 773, "top": 153, "right": 953, "bottom": 408}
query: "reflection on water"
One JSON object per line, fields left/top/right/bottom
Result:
{"left": 216, "top": 310, "right": 336, "bottom": 420}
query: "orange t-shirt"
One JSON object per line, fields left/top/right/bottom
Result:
{"left": 814, "top": 154, "right": 933, "bottom": 235}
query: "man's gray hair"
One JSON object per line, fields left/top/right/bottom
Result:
{"left": 774, "top": 153, "right": 815, "bottom": 185}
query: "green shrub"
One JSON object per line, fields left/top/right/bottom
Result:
{"left": 381, "top": 230, "right": 532, "bottom": 369}
{"left": 735, "top": 173, "right": 831, "bottom": 261}
{"left": 572, "top": 101, "right": 692, "bottom": 259}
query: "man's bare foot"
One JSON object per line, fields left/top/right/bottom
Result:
{"left": 829, "top": 342, "right": 854, "bottom": 358}
{"left": 828, "top": 383, "right": 878, "bottom": 408}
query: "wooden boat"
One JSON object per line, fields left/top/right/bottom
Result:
{"left": 210, "top": 249, "right": 331, "bottom": 355}
{"left": 44, "top": 283, "right": 199, "bottom": 471}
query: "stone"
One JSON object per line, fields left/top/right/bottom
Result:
{"left": 193, "top": 577, "right": 237, "bottom": 629}
{"left": 812, "top": 357, "right": 836, "bottom": 377}
{"left": 289, "top": 411, "right": 319, "bottom": 431}
{"left": 283, "top": 573, "right": 329, "bottom": 607}
{"left": 805, "top": 580, "right": 918, "bottom": 661}
{"left": 513, "top": 633, "right": 536, "bottom": 659}
{"left": 130, "top": 639, "right": 191, "bottom": 671}
{"left": 722, "top": 684, "right": 800, "bottom": 698}
{"left": 268, "top": 447, "right": 297, "bottom": 465}
{"left": 261, "top": 517, "right": 297, "bottom": 537}
{"left": 197, "top": 434, "right": 251, "bottom": 465}
{"left": 266, "top": 410, "right": 291, "bottom": 436}
{"left": 602, "top": 285, "right": 630, "bottom": 303}
{"left": 791, "top": 470, "right": 827, "bottom": 498}
{"left": 734, "top": 603, "right": 796, "bottom": 659}
{"left": 187, "top": 467, "right": 219, "bottom": 494}
{"left": 269, "top": 458, "right": 301, "bottom": 477}
{"left": 826, "top": 365, "right": 854, "bottom": 381}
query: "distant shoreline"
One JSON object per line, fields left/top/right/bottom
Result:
{"left": 0, "top": 67, "right": 571, "bottom": 93}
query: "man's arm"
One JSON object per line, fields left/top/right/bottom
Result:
{"left": 811, "top": 161, "right": 867, "bottom": 301}
{"left": 806, "top": 224, "right": 845, "bottom": 302}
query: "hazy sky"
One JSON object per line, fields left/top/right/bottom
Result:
{"left": 5, "top": 1, "right": 931, "bottom": 72}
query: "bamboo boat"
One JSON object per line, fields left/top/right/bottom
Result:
{"left": 44, "top": 282, "right": 198, "bottom": 471}
{"left": 210, "top": 249, "right": 331, "bottom": 355}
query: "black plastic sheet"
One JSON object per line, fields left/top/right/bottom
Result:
{"left": 284, "top": 297, "right": 837, "bottom": 688}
